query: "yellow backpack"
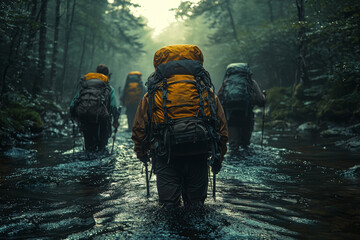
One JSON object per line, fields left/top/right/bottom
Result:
{"left": 123, "top": 72, "right": 143, "bottom": 107}
{"left": 146, "top": 45, "right": 220, "bottom": 159}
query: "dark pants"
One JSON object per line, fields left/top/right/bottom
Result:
{"left": 126, "top": 104, "right": 137, "bottom": 131}
{"left": 155, "top": 154, "right": 208, "bottom": 206}
{"left": 81, "top": 119, "right": 111, "bottom": 152}
{"left": 227, "top": 110, "right": 254, "bottom": 151}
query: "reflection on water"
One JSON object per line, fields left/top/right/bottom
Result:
{"left": 1, "top": 117, "right": 359, "bottom": 239}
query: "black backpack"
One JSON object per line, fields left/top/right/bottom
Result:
{"left": 146, "top": 60, "right": 220, "bottom": 162}
{"left": 75, "top": 77, "right": 111, "bottom": 123}
{"left": 221, "top": 63, "right": 253, "bottom": 113}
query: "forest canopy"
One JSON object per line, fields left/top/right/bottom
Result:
{"left": 0, "top": 0, "right": 359, "bottom": 122}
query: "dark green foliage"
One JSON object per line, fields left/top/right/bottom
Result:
{"left": 265, "top": 87, "right": 295, "bottom": 121}
{"left": 0, "top": 0, "right": 146, "bottom": 101}
{"left": 0, "top": 93, "right": 43, "bottom": 133}
{"left": 5, "top": 107, "right": 43, "bottom": 131}
{"left": 175, "top": 0, "right": 359, "bottom": 125}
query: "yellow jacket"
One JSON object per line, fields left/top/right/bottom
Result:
{"left": 131, "top": 92, "right": 228, "bottom": 162}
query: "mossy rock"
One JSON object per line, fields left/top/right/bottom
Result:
{"left": 291, "top": 99, "right": 317, "bottom": 121}
{"left": 266, "top": 87, "right": 292, "bottom": 106}
{"left": 266, "top": 87, "right": 297, "bottom": 121}
{"left": 293, "top": 83, "right": 305, "bottom": 100}
{"left": 6, "top": 107, "right": 44, "bottom": 132}
{"left": 317, "top": 92, "right": 360, "bottom": 121}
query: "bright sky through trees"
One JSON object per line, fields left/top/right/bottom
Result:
{"left": 130, "top": 0, "right": 199, "bottom": 37}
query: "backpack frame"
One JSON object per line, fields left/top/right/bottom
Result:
{"left": 222, "top": 63, "right": 254, "bottom": 116}
{"left": 145, "top": 60, "right": 220, "bottom": 163}
{"left": 75, "top": 77, "right": 111, "bottom": 123}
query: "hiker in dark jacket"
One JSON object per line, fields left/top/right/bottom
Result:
{"left": 132, "top": 45, "right": 228, "bottom": 207}
{"left": 218, "top": 63, "right": 265, "bottom": 151}
{"left": 70, "top": 64, "right": 119, "bottom": 153}
{"left": 121, "top": 71, "right": 145, "bottom": 131}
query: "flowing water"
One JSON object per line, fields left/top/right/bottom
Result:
{"left": 1, "top": 116, "right": 359, "bottom": 239}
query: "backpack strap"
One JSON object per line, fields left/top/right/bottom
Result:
{"left": 195, "top": 76, "right": 206, "bottom": 117}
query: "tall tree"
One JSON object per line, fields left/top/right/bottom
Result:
{"left": 268, "top": 0, "right": 274, "bottom": 22}
{"left": 59, "top": 0, "right": 76, "bottom": 98}
{"left": 77, "top": 31, "right": 88, "bottom": 81}
{"left": 34, "top": 0, "right": 48, "bottom": 94}
{"left": 1, "top": 30, "right": 19, "bottom": 95}
{"left": 224, "top": 0, "right": 240, "bottom": 45}
{"left": 17, "top": 0, "right": 40, "bottom": 87}
{"left": 50, "top": 0, "right": 61, "bottom": 92}
{"left": 294, "top": 0, "right": 309, "bottom": 88}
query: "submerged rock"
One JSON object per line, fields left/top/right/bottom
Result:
{"left": 3, "top": 147, "right": 37, "bottom": 159}
{"left": 267, "top": 120, "right": 293, "bottom": 131}
{"left": 320, "top": 126, "right": 355, "bottom": 138}
{"left": 338, "top": 165, "right": 360, "bottom": 179}
{"left": 335, "top": 136, "right": 360, "bottom": 152}
{"left": 296, "top": 122, "right": 320, "bottom": 139}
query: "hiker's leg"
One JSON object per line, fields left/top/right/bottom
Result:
{"left": 127, "top": 106, "right": 137, "bottom": 130}
{"left": 98, "top": 119, "right": 111, "bottom": 151}
{"left": 82, "top": 122, "right": 97, "bottom": 152}
{"left": 155, "top": 157, "right": 182, "bottom": 206}
{"left": 182, "top": 154, "right": 208, "bottom": 206}
{"left": 240, "top": 112, "right": 254, "bottom": 147}
{"left": 228, "top": 124, "right": 240, "bottom": 151}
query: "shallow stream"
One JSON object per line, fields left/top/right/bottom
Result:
{"left": 1, "top": 116, "right": 359, "bottom": 239}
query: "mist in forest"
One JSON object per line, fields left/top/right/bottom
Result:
{"left": 1, "top": 0, "right": 359, "bottom": 101}
{"left": 1, "top": 1, "right": 360, "bottom": 239}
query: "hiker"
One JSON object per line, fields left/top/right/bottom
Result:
{"left": 132, "top": 45, "right": 228, "bottom": 206}
{"left": 121, "top": 71, "right": 145, "bottom": 131}
{"left": 70, "top": 64, "right": 119, "bottom": 153}
{"left": 217, "top": 63, "right": 265, "bottom": 151}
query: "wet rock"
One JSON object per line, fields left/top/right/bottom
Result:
{"left": 296, "top": 122, "right": 320, "bottom": 138}
{"left": 335, "top": 136, "right": 360, "bottom": 152}
{"left": 267, "top": 120, "right": 293, "bottom": 131}
{"left": 0, "top": 131, "right": 16, "bottom": 149}
{"left": 44, "top": 112, "right": 63, "bottom": 125}
{"left": 320, "top": 129, "right": 341, "bottom": 138}
{"left": 349, "top": 123, "right": 360, "bottom": 135}
{"left": 303, "top": 85, "right": 324, "bottom": 100}
{"left": 338, "top": 165, "right": 360, "bottom": 179}
{"left": 320, "top": 126, "right": 354, "bottom": 138}
{"left": 3, "top": 147, "right": 37, "bottom": 159}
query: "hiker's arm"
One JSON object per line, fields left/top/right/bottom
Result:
{"left": 217, "top": 84, "right": 224, "bottom": 103}
{"left": 69, "top": 92, "right": 79, "bottom": 118}
{"left": 215, "top": 95, "right": 228, "bottom": 163}
{"left": 120, "top": 85, "right": 126, "bottom": 105}
{"left": 131, "top": 94, "right": 149, "bottom": 159}
{"left": 110, "top": 87, "right": 120, "bottom": 121}
{"left": 252, "top": 80, "right": 266, "bottom": 107}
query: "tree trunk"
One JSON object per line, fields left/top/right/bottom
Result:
{"left": 59, "top": 0, "right": 76, "bottom": 99}
{"left": 1, "top": 30, "right": 19, "bottom": 96}
{"left": 268, "top": 0, "right": 274, "bottom": 22}
{"left": 33, "top": 0, "right": 48, "bottom": 94}
{"left": 77, "top": 32, "right": 88, "bottom": 81}
{"left": 224, "top": 0, "right": 240, "bottom": 45}
{"left": 50, "top": 0, "right": 61, "bottom": 92}
{"left": 88, "top": 33, "right": 96, "bottom": 71}
{"left": 18, "top": 0, "right": 39, "bottom": 86}
{"left": 295, "top": 0, "right": 309, "bottom": 88}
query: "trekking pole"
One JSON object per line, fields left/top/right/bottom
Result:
{"left": 72, "top": 120, "right": 76, "bottom": 157}
{"left": 213, "top": 172, "right": 216, "bottom": 200}
{"left": 261, "top": 90, "right": 266, "bottom": 147}
{"left": 111, "top": 125, "right": 118, "bottom": 154}
{"left": 111, "top": 107, "right": 122, "bottom": 154}
{"left": 144, "top": 161, "right": 150, "bottom": 196}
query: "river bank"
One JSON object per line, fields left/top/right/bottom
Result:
{"left": 1, "top": 116, "right": 360, "bottom": 239}
{"left": 1, "top": 85, "right": 359, "bottom": 153}
{"left": 0, "top": 90, "right": 72, "bottom": 151}
{"left": 262, "top": 82, "right": 360, "bottom": 152}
